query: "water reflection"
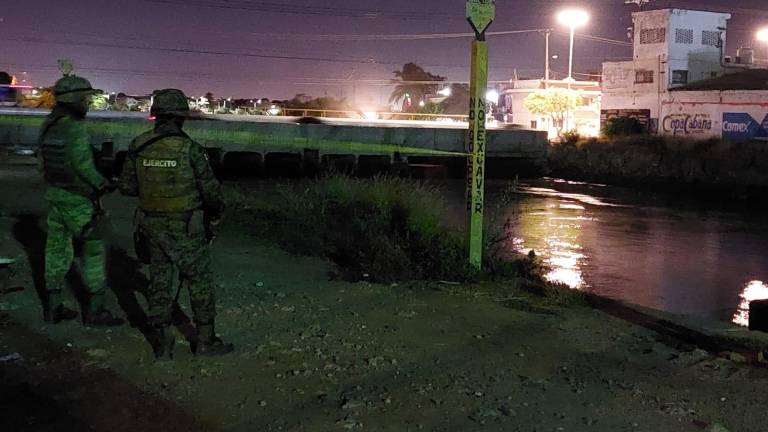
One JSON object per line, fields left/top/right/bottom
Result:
{"left": 488, "top": 178, "right": 768, "bottom": 322}
{"left": 522, "top": 187, "right": 625, "bottom": 208}
{"left": 509, "top": 195, "right": 592, "bottom": 289}
{"left": 732, "top": 280, "right": 768, "bottom": 327}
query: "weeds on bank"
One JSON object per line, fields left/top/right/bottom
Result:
{"left": 225, "top": 176, "right": 545, "bottom": 285}
{"left": 549, "top": 134, "right": 768, "bottom": 195}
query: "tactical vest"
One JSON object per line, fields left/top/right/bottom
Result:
{"left": 39, "top": 116, "right": 79, "bottom": 192}
{"left": 134, "top": 134, "right": 201, "bottom": 213}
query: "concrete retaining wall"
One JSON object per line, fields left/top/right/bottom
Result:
{"left": 0, "top": 109, "right": 548, "bottom": 160}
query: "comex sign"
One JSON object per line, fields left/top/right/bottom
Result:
{"left": 723, "top": 113, "right": 768, "bottom": 140}
{"left": 662, "top": 114, "right": 712, "bottom": 135}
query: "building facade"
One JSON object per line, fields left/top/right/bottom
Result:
{"left": 601, "top": 8, "right": 768, "bottom": 140}
{"left": 499, "top": 79, "right": 602, "bottom": 140}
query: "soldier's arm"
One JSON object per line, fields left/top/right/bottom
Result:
{"left": 189, "top": 142, "right": 224, "bottom": 213}
{"left": 118, "top": 142, "right": 139, "bottom": 196}
{"left": 67, "top": 121, "right": 107, "bottom": 191}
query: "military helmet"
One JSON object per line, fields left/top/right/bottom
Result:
{"left": 53, "top": 75, "right": 97, "bottom": 104}
{"left": 151, "top": 89, "right": 190, "bottom": 117}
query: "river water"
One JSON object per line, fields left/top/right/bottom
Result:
{"left": 453, "top": 178, "right": 768, "bottom": 326}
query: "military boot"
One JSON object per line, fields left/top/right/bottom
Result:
{"left": 83, "top": 293, "right": 124, "bottom": 327}
{"left": 44, "top": 304, "right": 79, "bottom": 324}
{"left": 195, "top": 320, "right": 234, "bottom": 356}
{"left": 152, "top": 326, "right": 176, "bottom": 361}
{"left": 84, "top": 308, "right": 125, "bottom": 327}
{"left": 44, "top": 290, "right": 79, "bottom": 324}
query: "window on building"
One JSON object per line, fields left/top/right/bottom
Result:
{"left": 530, "top": 120, "right": 537, "bottom": 129}
{"left": 675, "top": 28, "right": 694, "bottom": 44}
{"left": 635, "top": 69, "right": 654, "bottom": 84}
{"left": 672, "top": 70, "right": 689, "bottom": 85}
{"left": 639, "top": 28, "right": 666, "bottom": 44}
{"left": 702, "top": 30, "right": 720, "bottom": 47}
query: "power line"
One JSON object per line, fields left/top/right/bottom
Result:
{"left": 2, "top": 36, "right": 377, "bottom": 64}
{"left": 221, "top": 29, "right": 547, "bottom": 41}
{"left": 3, "top": 26, "right": 631, "bottom": 70}
{"left": 143, "top": 0, "right": 457, "bottom": 21}
{"left": 26, "top": 23, "right": 631, "bottom": 45}
{"left": 0, "top": 62, "right": 528, "bottom": 86}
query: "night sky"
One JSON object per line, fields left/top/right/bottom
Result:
{"left": 1, "top": 0, "right": 766, "bottom": 106}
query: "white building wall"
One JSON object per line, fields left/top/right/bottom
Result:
{"left": 633, "top": 9, "right": 671, "bottom": 62}
{"left": 602, "top": 8, "right": 736, "bottom": 137}
{"left": 660, "top": 90, "right": 768, "bottom": 139}
{"left": 501, "top": 79, "right": 601, "bottom": 139}
{"left": 666, "top": 10, "right": 729, "bottom": 87}
{"left": 631, "top": 9, "right": 730, "bottom": 88}
{"left": 603, "top": 59, "right": 663, "bottom": 119}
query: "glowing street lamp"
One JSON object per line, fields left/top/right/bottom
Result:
{"left": 485, "top": 89, "right": 499, "bottom": 104}
{"left": 556, "top": 9, "right": 590, "bottom": 83}
{"left": 757, "top": 28, "right": 768, "bottom": 65}
{"left": 758, "top": 28, "right": 768, "bottom": 43}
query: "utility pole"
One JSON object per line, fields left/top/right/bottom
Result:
{"left": 465, "top": 0, "right": 495, "bottom": 271}
{"left": 544, "top": 29, "right": 552, "bottom": 89}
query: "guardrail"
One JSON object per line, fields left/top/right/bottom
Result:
{"left": 280, "top": 108, "right": 468, "bottom": 123}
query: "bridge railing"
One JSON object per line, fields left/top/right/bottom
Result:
{"left": 280, "top": 108, "right": 468, "bottom": 123}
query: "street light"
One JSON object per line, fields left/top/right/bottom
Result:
{"left": 757, "top": 28, "right": 768, "bottom": 65}
{"left": 758, "top": 28, "right": 768, "bottom": 43}
{"left": 556, "top": 9, "right": 590, "bottom": 84}
{"left": 485, "top": 89, "right": 499, "bottom": 104}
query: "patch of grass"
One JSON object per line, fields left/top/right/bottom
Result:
{"left": 226, "top": 176, "right": 544, "bottom": 284}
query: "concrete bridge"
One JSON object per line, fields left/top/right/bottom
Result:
{"left": 0, "top": 108, "right": 548, "bottom": 177}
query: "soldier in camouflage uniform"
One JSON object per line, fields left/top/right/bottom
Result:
{"left": 38, "top": 75, "right": 124, "bottom": 326}
{"left": 119, "top": 89, "right": 233, "bottom": 359}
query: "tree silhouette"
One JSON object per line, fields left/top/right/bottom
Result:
{"left": 441, "top": 84, "right": 470, "bottom": 115}
{"left": 204, "top": 92, "right": 215, "bottom": 113}
{"left": 389, "top": 63, "right": 445, "bottom": 113}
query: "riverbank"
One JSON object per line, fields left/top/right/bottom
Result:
{"left": 2, "top": 162, "right": 768, "bottom": 431}
{"left": 548, "top": 136, "right": 768, "bottom": 202}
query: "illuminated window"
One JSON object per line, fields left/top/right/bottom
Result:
{"left": 635, "top": 70, "right": 654, "bottom": 84}
{"left": 702, "top": 30, "right": 720, "bottom": 47}
{"left": 675, "top": 28, "right": 694, "bottom": 44}
{"left": 639, "top": 28, "right": 666, "bottom": 44}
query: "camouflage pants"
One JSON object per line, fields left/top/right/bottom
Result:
{"left": 45, "top": 190, "right": 106, "bottom": 309}
{"left": 141, "top": 211, "right": 216, "bottom": 326}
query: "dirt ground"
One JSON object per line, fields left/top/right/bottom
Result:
{"left": 1, "top": 160, "right": 767, "bottom": 432}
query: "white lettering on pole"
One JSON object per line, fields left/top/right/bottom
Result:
{"left": 469, "top": 96, "right": 486, "bottom": 214}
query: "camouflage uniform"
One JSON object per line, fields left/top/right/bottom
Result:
{"left": 119, "top": 88, "right": 231, "bottom": 358}
{"left": 39, "top": 76, "right": 123, "bottom": 326}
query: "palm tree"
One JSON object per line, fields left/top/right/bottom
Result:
{"left": 389, "top": 63, "right": 445, "bottom": 113}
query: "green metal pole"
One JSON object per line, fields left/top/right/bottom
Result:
{"left": 467, "top": 40, "right": 488, "bottom": 270}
